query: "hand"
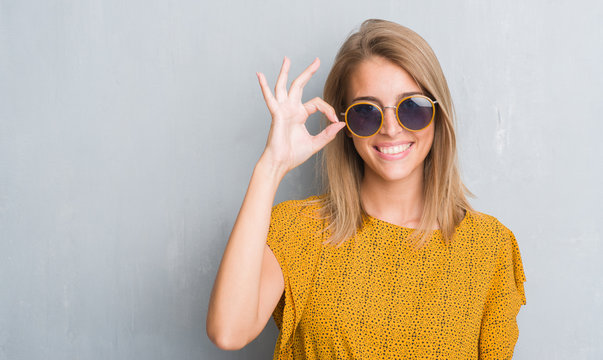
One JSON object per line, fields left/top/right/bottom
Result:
{"left": 256, "top": 56, "right": 346, "bottom": 176}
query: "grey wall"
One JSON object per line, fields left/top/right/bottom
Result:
{"left": 1, "top": 0, "right": 601, "bottom": 359}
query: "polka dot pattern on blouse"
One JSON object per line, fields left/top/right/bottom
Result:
{"left": 266, "top": 196, "right": 526, "bottom": 359}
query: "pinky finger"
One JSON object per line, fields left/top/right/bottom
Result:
{"left": 256, "top": 72, "right": 278, "bottom": 112}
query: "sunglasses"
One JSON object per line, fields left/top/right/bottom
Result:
{"left": 340, "top": 94, "right": 437, "bottom": 138}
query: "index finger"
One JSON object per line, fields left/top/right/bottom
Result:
{"left": 288, "top": 57, "right": 320, "bottom": 101}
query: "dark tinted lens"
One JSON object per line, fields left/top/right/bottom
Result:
{"left": 398, "top": 97, "right": 434, "bottom": 131}
{"left": 346, "top": 104, "right": 382, "bottom": 136}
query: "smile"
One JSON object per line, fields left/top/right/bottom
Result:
{"left": 376, "top": 143, "right": 413, "bottom": 154}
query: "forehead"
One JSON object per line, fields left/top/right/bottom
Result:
{"left": 346, "top": 56, "right": 421, "bottom": 103}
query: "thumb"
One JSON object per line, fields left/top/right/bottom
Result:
{"left": 311, "top": 122, "right": 346, "bottom": 153}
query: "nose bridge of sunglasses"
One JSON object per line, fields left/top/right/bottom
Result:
{"left": 373, "top": 106, "right": 400, "bottom": 136}
{"left": 382, "top": 105, "right": 400, "bottom": 123}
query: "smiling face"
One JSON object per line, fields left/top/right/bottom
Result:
{"left": 346, "top": 55, "right": 435, "bottom": 184}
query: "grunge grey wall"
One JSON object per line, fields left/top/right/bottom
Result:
{"left": 1, "top": 0, "right": 601, "bottom": 359}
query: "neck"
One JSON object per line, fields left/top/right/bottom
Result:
{"left": 360, "top": 167, "right": 425, "bottom": 228}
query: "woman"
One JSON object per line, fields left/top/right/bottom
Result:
{"left": 207, "top": 19, "right": 527, "bottom": 359}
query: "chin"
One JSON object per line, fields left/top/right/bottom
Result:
{"left": 369, "top": 165, "right": 417, "bottom": 183}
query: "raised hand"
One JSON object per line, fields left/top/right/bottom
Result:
{"left": 256, "top": 56, "right": 346, "bottom": 176}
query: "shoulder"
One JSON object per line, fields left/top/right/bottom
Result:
{"left": 268, "top": 195, "right": 326, "bottom": 259}
{"left": 464, "top": 209, "right": 515, "bottom": 238}
{"left": 271, "top": 195, "right": 325, "bottom": 221}
{"left": 268, "top": 195, "right": 327, "bottom": 237}
{"left": 467, "top": 210, "right": 527, "bottom": 306}
{"left": 463, "top": 209, "right": 520, "bottom": 255}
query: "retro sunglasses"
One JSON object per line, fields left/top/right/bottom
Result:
{"left": 340, "top": 94, "right": 437, "bottom": 138}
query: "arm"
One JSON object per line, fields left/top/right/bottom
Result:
{"left": 206, "top": 56, "right": 345, "bottom": 350}
{"left": 206, "top": 158, "right": 284, "bottom": 350}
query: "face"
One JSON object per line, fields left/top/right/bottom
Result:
{"left": 346, "top": 56, "right": 435, "bottom": 184}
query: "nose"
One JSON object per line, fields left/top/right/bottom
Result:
{"left": 379, "top": 106, "right": 403, "bottom": 136}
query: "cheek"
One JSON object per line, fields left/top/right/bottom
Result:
{"left": 351, "top": 138, "right": 371, "bottom": 155}
{"left": 351, "top": 138, "right": 373, "bottom": 164}
{"left": 418, "top": 125, "right": 435, "bottom": 151}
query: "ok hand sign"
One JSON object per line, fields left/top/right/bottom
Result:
{"left": 256, "top": 56, "right": 346, "bottom": 176}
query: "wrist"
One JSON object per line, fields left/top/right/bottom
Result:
{"left": 255, "top": 154, "right": 289, "bottom": 183}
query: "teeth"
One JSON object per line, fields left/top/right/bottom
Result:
{"left": 378, "top": 143, "right": 412, "bottom": 154}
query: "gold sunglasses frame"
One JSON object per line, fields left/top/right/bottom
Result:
{"left": 340, "top": 94, "right": 438, "bottom": 138}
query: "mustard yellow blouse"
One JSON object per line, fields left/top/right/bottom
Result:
{"left": 266, "top": 196, "right": 526, "bottom": 359}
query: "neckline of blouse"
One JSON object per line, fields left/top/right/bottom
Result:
{"left": 364, "top": 209, "right": 470, "bottom": 233}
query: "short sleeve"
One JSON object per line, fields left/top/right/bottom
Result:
{"left": 478, "top": 226, "right": 527, "bottom": 359}
{"left": 264, "top": 198, "right": 324, "bottom": 359}
{"left": 266, "top": 202, "right": 289, "bottom": 276}
{"left": 265, "top": 201, "right": 293, "bottom": 331}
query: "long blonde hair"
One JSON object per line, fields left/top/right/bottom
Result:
{"left": 311, "top": 19, "right": 475, "bottom": 250}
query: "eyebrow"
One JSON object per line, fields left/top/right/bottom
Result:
{"left": 351, "top": 91, "right": 423, "bottom": 104}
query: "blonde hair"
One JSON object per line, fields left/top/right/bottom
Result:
{"left": 311, "top": 19, "right": 475, "bottom": 250}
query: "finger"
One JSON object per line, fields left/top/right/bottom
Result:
{"left": 256, "top": 72, "right": 278, "bottom": 113}
{"left": 288, "top": 57, "right": 320, "bottom": 101}
{"left": 303, "top": 97, "right": 340, "bottom": 124}
{"left": 274, "top": 56, "right": 290, "bottom": 102}
{"left": 311, "top": 122, "right": 346, "bottom": 153}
